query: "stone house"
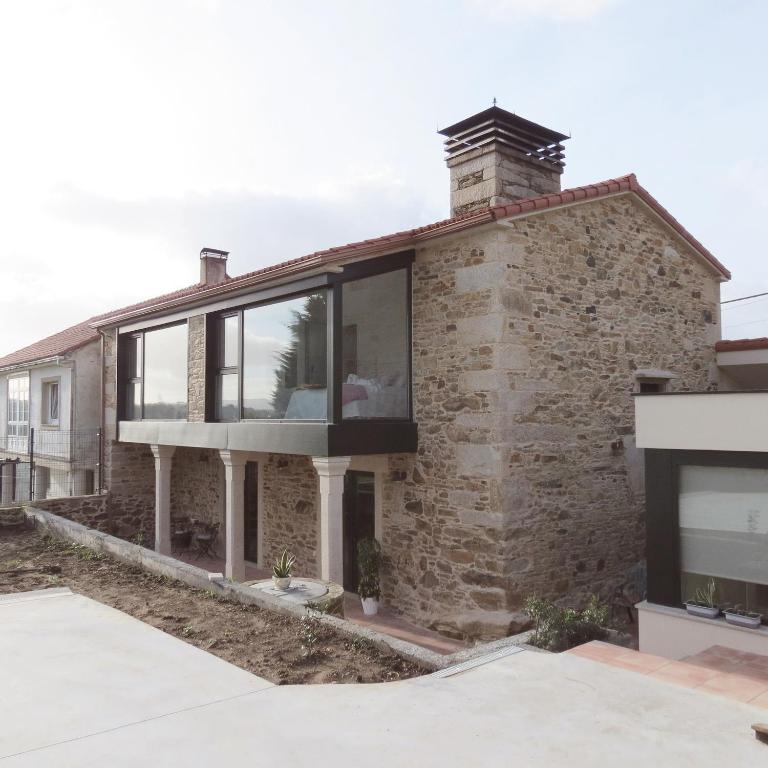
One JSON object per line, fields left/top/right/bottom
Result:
{"left": 17, "top": 106, "right": 731, "bottom": 639}
{"left": 0, "top": 322, "right": 101, "bottom": 503}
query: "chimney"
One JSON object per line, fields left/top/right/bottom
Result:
{"left": 200, "top": 247, "right": 229, "bottom": 285}
{"left": 439, "top": 106, "right": 569, "bottom": 217}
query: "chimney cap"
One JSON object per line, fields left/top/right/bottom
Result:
{"left": 200, "top": 247, "right": 229, "bottom": 260}
{"left": 439, "top": 106, "right": 568, "bottom": 167}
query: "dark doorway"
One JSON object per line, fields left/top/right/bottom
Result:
{"left": 343, "top": 470, "right": 375, "bottom": 592}
{"left": 244, "top": 461, "right": 259, "bottom": 563}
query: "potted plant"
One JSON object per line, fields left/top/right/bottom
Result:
{"left": 684, "top": 577, "right": 720, "bottom": 619}
{"left": 724, "top": 605, "right": 763, "bottom": 629}
{"left": 357, "top": 538, "right": 382, "bottom": 616}
{"left": 272, "top": 549, "right": 296, "bottom": 590}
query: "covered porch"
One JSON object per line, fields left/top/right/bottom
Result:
{"left": 149, "top": 444, "right": 377, "bottom": 586}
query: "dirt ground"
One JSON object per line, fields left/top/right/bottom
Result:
{"left": 0, "top": 526, "right": 426, "bottom": 685}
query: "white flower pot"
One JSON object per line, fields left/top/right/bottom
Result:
{"left": 685, "top": 602, "right": 720, "bottom": 619}
{"left": 361, "top": 597, "right": 379, "bottom": 616}
{"left": 273, "top": 576, "right": 291, "bottom": 590}
{"left": 724, "top": 611, "right": 762, "bottom": 629}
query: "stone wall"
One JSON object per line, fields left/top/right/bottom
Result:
{"left": 170, "top": 447, "right": 223, "bottom": 548}
{"left": 29, "top": 492, "right": 153, "bottom": 541}
{"left": 261, "top": 454, "right": 319, "bottom": 577}
{"left": 187, "top": 314, "right": 206, "bottom": 422}
{"left": 378, "top": 193, "right": 722, "bottom": 640}
{"left": 30, "top": 494, "right": 109, "bottom": 528}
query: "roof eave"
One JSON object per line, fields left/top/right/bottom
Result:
{"left": 91, "top": 210, "right": 495, "bottom": 329}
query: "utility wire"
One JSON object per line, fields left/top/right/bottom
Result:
{"left": 721, "top": 291, "right": 768, "bottom": 305}
{"left": 721, "top": 295, "right": 768, "bottom": 311}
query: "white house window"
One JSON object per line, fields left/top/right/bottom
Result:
{"left": 679, "top": 465, "right": 768, "bottom": 615}
{"left": 7, "top": 376, "right": 30, "bottom": 439}
{"left": 42, "top": 380, "right": 60, "bottom": 426}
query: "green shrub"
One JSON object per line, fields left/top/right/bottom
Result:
{"left": 524, "top": 594, "right": 609, "bottom": 652}
{"left": 357, "top": 538, "right": 382, "bottom": 599}
{"left": 300, "top": 609, "right": 322, "bottom": 657}
{"left": 272, "top": 549, "right": 296, "bottom": 579}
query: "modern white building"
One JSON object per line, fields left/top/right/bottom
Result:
{"left": 0, "top": 321, "right": 102, "bottom": 504}
{"left": 635, "top": 336, "right": 768, "bottom": 658}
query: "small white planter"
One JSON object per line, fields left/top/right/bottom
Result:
{"left": 361, "top": 597, "right": 379, "bottom": 616}
{"left": 724, "top": 611, "right": 762, "bottom": 629}
{"left": 685, "top": 602, "right": 720, "bottom": 619}
{"left": 273, "top": 576, "right": 291, "bottom": 591}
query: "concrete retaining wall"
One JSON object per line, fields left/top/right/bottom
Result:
{"left": 24, "top": 506, "right": 542, "bottom": 671}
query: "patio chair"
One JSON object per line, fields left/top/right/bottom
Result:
{"left": 192, "top": 522, "right": 219, "bottom": 560}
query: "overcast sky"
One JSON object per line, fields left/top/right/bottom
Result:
{"left": 1, "top": 0, "right": 767, "bottom": 356}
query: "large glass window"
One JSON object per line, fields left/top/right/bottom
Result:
{"left": 7, "top": 375, "right": 29, "bottom": 439}
{"left": 120, "top": 323, "right": 187, "bottom": 420}
{"left": 208, "top": 265, "right": 411, "bottom": 423}
{"left": 143, "top": 324, "right": 188, "bottom": 419}
{"left": 242, "top": 292, "right": 327, "bottom": 420}
{"left": 341, "top": 269, "right": 408, "bottom": 419}
{"left": 215, "top": 314, "right": 240, "bottom": 421}
{"left": 680, "top": 465, "right": 768, "bottom": 615}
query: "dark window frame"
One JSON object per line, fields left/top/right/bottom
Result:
{"left": 205, "top": 251, "right": 414, "bottom": 425}
{"left": 118, "top": 320, "right": 188, "bottom": 421}
{"left": 212, "top": 312, "right": 241, "bottom": 423}
{"left": 645, "top": 448, "right": 768, "bottom": 608}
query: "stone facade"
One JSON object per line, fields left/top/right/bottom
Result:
{"left": 97, "top": 193, "right": 723, "bottom": 641}
{"left": 261, "top": 454, "right": 319, "bottom": 576}
{"left": 375, "top": 194, "right": 721, "bottom": 638}
{"left": 187, "top": 315, "right": 206, "bottom": 422}
{"left": 448, "top": 144, "right": 562, "bottom": 217}
{"left": 170, "top": 446, "right": 223, "bottom": 535}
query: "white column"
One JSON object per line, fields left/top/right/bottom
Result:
{"left": 151, "top": 445, "right": 175, "bottom": 556}
{"left": 0, "top": 463, "right": 13, "bottom": 506}
{"left": 219, "top": 449, "right": 248, "bottom": 582}
{"left": 312, "top": 456, "right": 351, "bottom": 585}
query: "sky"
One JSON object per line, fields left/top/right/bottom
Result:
{"left": 1, "top": 0, "right": 767, "bottom": 356}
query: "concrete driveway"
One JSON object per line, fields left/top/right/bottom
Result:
{"left": 1, "top": 588, "right": 765, "bottom": 766}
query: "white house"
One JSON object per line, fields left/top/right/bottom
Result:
{"left": 635, "top": 336, "right": 768, "bottom": 658}
{"left": 0, "top": 320, "right": 102, "bottom": 503}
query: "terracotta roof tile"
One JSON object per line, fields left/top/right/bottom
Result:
{"left": 715, "top": 338, "right": 768, "bottom": 352}
{"left": 0, "top": 320, "right": 100, "bottom": 370}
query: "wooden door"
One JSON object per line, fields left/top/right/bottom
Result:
{"left": 342, "top": 470, "right": 375, "bottom": 592}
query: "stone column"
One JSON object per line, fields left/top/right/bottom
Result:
{"left": 0, "top": 463, "right": 13, "bottom": 506}
{"left": 312, "top": 456, "right": 351, "bottom": 585}
{"left": 150, "top": 445, "right": 175, "bottom": 556}
{"left": 219, "top": 449, "right": 248, "bottom": 582}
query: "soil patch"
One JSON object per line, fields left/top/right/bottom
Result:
{"left": 0, "top": 527, "right": 425, "bottom": 685}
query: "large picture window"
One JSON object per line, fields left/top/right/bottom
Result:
{"left": 341, "top": 269, "right": 408, "bottom": 419}
{"left": 7, "top": 375, "right": 29, "bottom": 439}
{"left": 213, "top": 291, "right": 328, "bottom": 421}
{"left": 208, "top": 260, "right": 413, "bottom": 424}
{"left": 680, "top": 464, "right": 768, "bottom": 616}
{"left": 244, "top": 292, "right": 327, "bottom": 420}
{"left": 120, "top": 323, "right": 188, "bottom": 420}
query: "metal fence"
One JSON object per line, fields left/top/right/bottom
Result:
{"left": 0, "top": 428, "right": 101, "bottom": 504}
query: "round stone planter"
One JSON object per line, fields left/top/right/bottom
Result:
{"left": 243, "top": 577, "right": 345, "bottom": 617}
